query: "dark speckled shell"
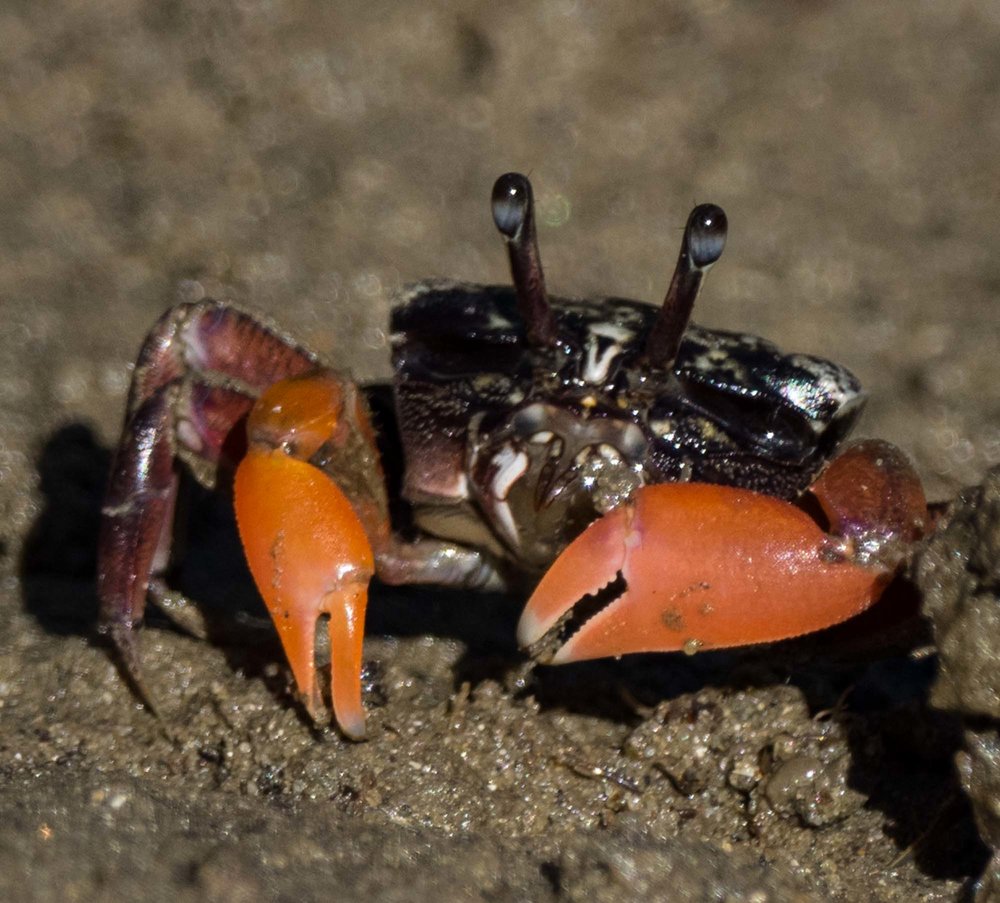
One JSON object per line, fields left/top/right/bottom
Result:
{"left": 390, "top": 279, "right": 864, "bottom": 565}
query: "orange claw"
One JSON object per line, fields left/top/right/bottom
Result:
{"left": 233, "top": 373, "right": 381, "bottom": 740}
{"left": 518, "top": 480, "right": 901, "bottom": 666}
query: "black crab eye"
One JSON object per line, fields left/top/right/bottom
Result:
{"left": 643, "top": 202, "right": 729, "bottom": 368}
{"left": 491, "top": 173, "right": 532, "bottom": 239}
{"left": 687, "top": 204, "right": 727, "bottom": 268}
{"left": 490, "top": 172, "right": 555, "bottom": 347}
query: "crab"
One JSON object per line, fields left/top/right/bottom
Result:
{"left": 97, "top": 173, "right": 929, "bottom": 740}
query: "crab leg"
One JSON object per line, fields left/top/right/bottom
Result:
{"left": 518, "top": 440, "right": 927, "bottom": 664}
{"left": 98, "top": 303, "right": 320, "bottom": 671}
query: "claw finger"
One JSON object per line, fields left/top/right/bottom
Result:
{"left": 515, "top": 504, "right": 628, "bottom": 655}
{"left": 326, "top": 585, "right": 367, "bottom": 741}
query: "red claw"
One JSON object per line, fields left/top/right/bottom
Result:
{"left": 233, "top": 373, "right": 383, "bottom": 740}
{"left": 235, "top": 450, "right": 372, "bottom": 740}
{"left": 518, "top": 441, "right": 927, "bottom": 665}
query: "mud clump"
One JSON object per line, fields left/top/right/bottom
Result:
{"left": 917, "top": 467, "right": 1000, "bottom": 899}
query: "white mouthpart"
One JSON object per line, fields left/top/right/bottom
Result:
{"left": 491, "top": 445, "right": 529, "bottom": 500}
{"left": 582, "top": 338, "right": 621, "bottom": 384}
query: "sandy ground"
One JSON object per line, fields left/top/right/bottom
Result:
{"left": 2, "top": 1, "right": 999, "bottom": 900}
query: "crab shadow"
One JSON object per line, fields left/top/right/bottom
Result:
{"left": 21, "top": 424, "right": 289, "bottom": 690}
{"left": 20, "top": 423, "right": 986, "bottom": 887}
{"left": 21, "top": 423, "right": 109, "bottom": 636}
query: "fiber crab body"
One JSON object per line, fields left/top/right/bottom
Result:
{"left": 98, "top": 174, "right": 928, "bottom": 739}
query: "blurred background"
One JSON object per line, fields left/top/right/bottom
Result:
{"left": 0, "top": 2, "right": 998, "bottom": 897}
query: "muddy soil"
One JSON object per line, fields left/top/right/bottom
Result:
{"left": 2, "top": 2, "right": 999, "bottom": 900}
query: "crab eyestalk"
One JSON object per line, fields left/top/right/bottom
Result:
{"left": 643, "top": 204, "right": 728, "bottom": 368}
{"left": 491, "top": 172, "right": 556, "bottom": 347}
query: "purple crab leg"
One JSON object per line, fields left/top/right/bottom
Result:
{"left": 98, "top": 301, "right": 320, "bottom": 689}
